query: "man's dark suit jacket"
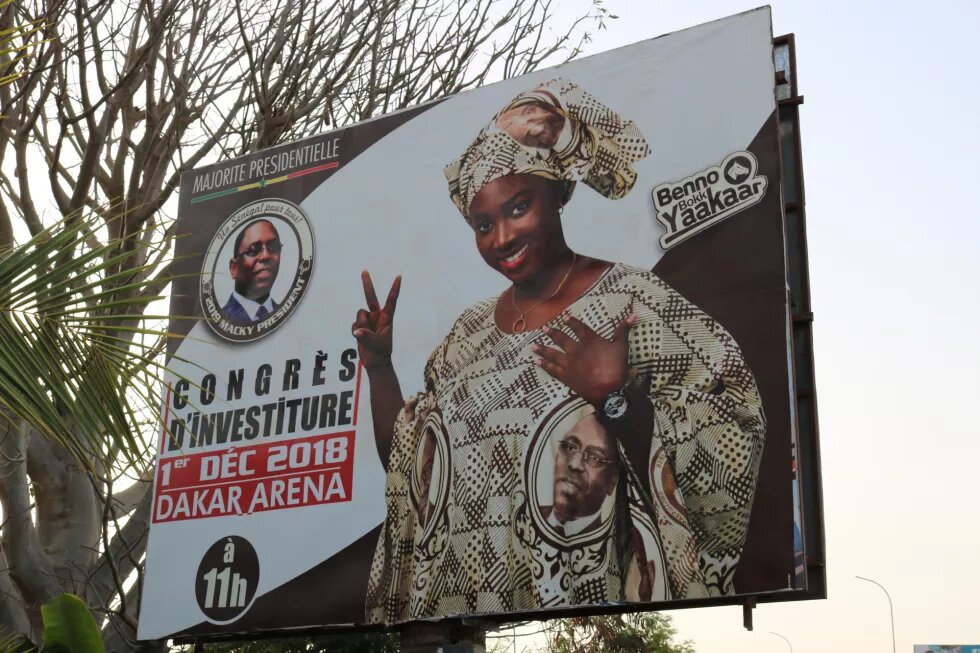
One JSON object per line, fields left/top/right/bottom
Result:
{"left": 221, "top": 295, "right": 277, "bottom": 323}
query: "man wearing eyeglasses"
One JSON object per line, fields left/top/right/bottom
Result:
{"left": 222, "top": 219, "right": 283, "bottom": 323}
{"left": 545, "top": 413, "right": 619, "bottom": 538}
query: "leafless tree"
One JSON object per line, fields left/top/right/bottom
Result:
{"left": 0, "top": 0, "right": 609, "bottom": 649}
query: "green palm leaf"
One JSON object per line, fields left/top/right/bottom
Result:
{"left": 0, "top": 0, "right": 46, "bottom": 96}
{"left": 0, "top": 213, "right": 186, "bottom": 470}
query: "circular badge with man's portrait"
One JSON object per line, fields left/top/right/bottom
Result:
{"left": 409, "top": 409, "right": 451, "bottom": 547}
{"left": 199, "top": 199, "right": 314, "bottom": 342}
{"left": 524, "top": 397, "right": 618, "bottom": 550}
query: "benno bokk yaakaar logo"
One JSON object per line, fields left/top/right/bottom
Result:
{"left": 652, "top": 151, "right": 767, "bottom": 249}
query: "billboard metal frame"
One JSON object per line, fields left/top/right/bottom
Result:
{"left": 773, "top": 32, "right": 826, "bottom": 608}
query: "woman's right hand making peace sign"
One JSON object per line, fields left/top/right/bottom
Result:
{"left": 352, "top": 271, "right": 401, "bottom": 371}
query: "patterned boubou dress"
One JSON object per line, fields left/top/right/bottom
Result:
{"left": 366, "top": 262, "right": 766, "bottom": 623}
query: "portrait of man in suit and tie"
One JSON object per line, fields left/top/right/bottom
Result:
{"left": 222, "top": 218, "right": 283, "bottom": 323}
{"left": 198, "top": 199, "right": 314, "bottom": 342}
{"left": 541, "top": 413, "right": 619, "bottom": 538}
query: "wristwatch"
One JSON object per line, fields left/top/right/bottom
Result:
{"left": 601, "top": 386, "right": 630, "bottom": 422}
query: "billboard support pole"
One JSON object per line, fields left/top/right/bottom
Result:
{"left": 742, "top": 597, "right": 756, "bottom": 631}
{"left": 401, "top": 621, "right": 488, "bottom": 653}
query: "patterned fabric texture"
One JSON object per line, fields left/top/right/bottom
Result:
{"left": 365, "top": 263, "right": 766, "bottom": 623}
{"left": 445, "top": 78, "right": 651, "bottom": 217}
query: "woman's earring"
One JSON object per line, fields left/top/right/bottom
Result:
{"left": 558, "top": 206, "right": 564, "bottom": 215}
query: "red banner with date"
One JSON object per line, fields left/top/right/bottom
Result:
{"left": 153, "top": 431, "right": 355, "bottom": 523}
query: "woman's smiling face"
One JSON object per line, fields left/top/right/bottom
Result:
{"left": 468, "top": 174, "right": 567, "bottom": 284}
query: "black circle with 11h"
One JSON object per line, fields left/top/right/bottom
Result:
{"left": 195, "top": 535, "right": 260, "bottom": 623}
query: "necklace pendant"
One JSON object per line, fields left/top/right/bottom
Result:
{"left": 507, "top": 252, "right": 576, "bottom": 335}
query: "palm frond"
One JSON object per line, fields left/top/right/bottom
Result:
{"left": 0, "top": 212, "right": 185, "bottom": 470}
{"left": 0, "top": 0, "right": 47, "bottom": 94}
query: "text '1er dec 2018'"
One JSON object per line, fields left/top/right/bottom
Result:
{"left": 153, "top": 349, "right": 361, "bottom": 523}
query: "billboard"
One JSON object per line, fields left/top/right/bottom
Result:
{"left": 139, "top": 6, "right": 809, "bottom": 640}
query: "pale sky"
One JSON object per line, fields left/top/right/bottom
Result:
{"left": 17, "top": 1, "right": 969, "bottom": 648}
{"left": 148, "top": 2, "right": 979, "bottom": 648}
{"left": 515, "top": 1, "right": 980, "bottom": 651}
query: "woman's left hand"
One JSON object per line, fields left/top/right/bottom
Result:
{"left": 532, "top": 312, "right": 637, "bottom": 408}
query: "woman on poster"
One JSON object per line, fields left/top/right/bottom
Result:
{"left": 355, "top": 78, "right": 766, "bottom": 623}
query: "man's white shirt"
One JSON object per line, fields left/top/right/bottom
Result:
{"left": 231, "top": 290, "right": 275, "bottom": 321}
{"left": 546, "top": 507, "right": 600, "bottom": 537}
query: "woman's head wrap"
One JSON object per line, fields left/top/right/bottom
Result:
{"left": 445, "top": 78, "right": 651, "bottom": 218}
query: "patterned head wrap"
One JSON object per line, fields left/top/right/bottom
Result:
{"left": 445, "top": 78, "right": 651, "bottom": 218}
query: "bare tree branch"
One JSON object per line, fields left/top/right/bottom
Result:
{"left": 0, "top": 417, "right": 61, "bottom": 603}
{"left": 0, "top": 549, "right": 32, "bottom": 640}
{"left": 0, "top": 0, "right": 611, "bottom": 644}
{"left": 87, "top": 482, "right": 151, "bottom": 610}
